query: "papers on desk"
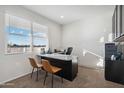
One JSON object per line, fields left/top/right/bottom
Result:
{"left": 37, "top": 53, "right": 78, "bottom": 62}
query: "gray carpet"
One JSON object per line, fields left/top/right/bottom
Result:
{"left": 1, "top": 66, "right": 124, "bottom": 88}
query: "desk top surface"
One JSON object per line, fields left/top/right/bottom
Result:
{"left": 37, "top": 53, "right": 77, "bottom": 61}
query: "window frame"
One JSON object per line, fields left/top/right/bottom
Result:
{"left": 5, "top": 14, "right": 49, "bottom": 55}
{"left": 32, "top": 23, "right": 49, "bottom": 53}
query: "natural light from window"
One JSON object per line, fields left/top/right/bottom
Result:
{"left": 5, "top": 14, "right": 49, "bottom": 54}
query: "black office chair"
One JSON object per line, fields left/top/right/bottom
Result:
{"left": 66, "top": 47, "right": 73, "bottom": 55}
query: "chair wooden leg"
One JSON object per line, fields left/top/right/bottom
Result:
{"left": 31, "top": 68, "right": 34, "bottom": 78}
{"left": 43, "top": 72, "right": 47, "bottom": 85}
{"left": 36, "top": 68, "right": 38, "bottom": 81}
{"left": 52, "top": 73, "right": 53, "bottom": 88}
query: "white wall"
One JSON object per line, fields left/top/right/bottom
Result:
{"left": 62, "top": 16, "right": 112, "bottom": 68}
{"left": 0, "top": 6, "right": 62, "bottom": 83}
{"left": 0, "top": 5, "right": 113, "bottom": 83}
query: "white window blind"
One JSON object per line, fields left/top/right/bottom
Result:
{"left": 32, "top": 23, "right": 49, "bottom": 53}
{"left": 5, "top": 14, "right": 32, "bottom": 54}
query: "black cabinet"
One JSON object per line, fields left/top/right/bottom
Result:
{"left": 107, "top": 5, "right": 124, "bottom": 85}
{"left": 105, "top": 43, "right": 117, "bottom": 60}
{"left": 105, "top": 43, "right": 124, "bottom": 84}
{"left": 105, "top": 61, "right": 124, "bottom": 84}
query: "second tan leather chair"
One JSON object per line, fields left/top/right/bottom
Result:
{"left": 42, "top": 59, "right": 63, "bottom": 88}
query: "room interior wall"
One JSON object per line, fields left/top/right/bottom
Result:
{"left": 62, "top": 16, "right": 112, "bottom": 68}
{"left": 0, "top": 5, "right": 62, "bottom": 84}
{"left": 0, "top": 5, "right": 113, "bottom": 83}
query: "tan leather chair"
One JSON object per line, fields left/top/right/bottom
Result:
{"left": 29, "top": 58, "right": 43, "bottom": 81}
{"left": 42, "top": 59, "right": 63, "bottom": 88}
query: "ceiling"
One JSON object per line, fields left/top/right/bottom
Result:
{"left": 23, "top": 5, "right": 115, "bottom": 25}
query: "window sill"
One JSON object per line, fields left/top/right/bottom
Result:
{"left": 4, "top": 51, "right": 33, "bottom": 55}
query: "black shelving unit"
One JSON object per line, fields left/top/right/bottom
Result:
{"left": 105, "top": 60, "right": 124, "bottom": 84}
{"left": 105, "top": 43, "right": 124, "bottom": 84}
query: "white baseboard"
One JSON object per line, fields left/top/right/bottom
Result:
{"left": 78, "top": 64, "right": 104, "bottom": 70}
{"left": 0, "top": 72, "right": 30, "bottom": 85}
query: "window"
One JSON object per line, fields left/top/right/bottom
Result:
{"left": 5, "top": 14, "right": 31, "bottom": 54}
{"left": 5, "top": 14, "right": 49, "bottom": 54}
{"left": 32, "top": 23, "right": 49, "bottom": 53}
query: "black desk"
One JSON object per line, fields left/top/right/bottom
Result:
{"left": 37, "top": 54, "right": 78, "bottom": 81}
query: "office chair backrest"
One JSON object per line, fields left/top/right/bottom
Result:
{"left": 42, "top": 59, "right": 53, "bottom": 73}
{"left": 66, "top": 47, "right": 73, "bottom": 55}
{"left": 29, "top": 58, "right": 38, "bottom": 68}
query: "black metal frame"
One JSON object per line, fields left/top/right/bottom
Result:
{"left": 43, "top": 71, "right": 63, "bottom": 88}
{"left": 31, "top": 67, "right": 40, "bottom": 81}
